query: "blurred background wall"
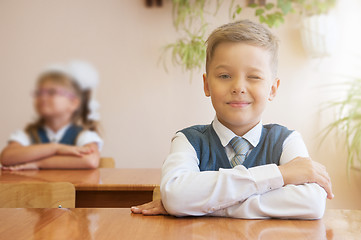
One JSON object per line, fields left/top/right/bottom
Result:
{"left": 1, "top": 0, "right": 360, "bottom": 209}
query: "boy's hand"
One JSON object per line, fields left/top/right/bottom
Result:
{"left": 278, "top": 157, "right": 334, "bottom": 199}
{"left": 54, "top": 144, "right": 94, "bottom": 157}
{"left": 131, "top": 199, "right": 169, "bottom": 216}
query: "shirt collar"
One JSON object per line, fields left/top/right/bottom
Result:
{"left": 44, "top": 124, "right": 71, "bottom": 143}
{"left": 212, "top": 116, "right": 262, "bottom": 148}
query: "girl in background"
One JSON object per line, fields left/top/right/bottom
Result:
{"left": 0, "top": 61, "right": 103, "bottom": 170}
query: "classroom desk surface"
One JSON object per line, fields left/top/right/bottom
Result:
{"left": 0, "top": 169, "right": 161, "bottom": 207}
{"left": 0, "top": 209, "right": 359, "bottom": 240}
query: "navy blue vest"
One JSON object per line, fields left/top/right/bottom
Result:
{"left": 29, "top": 125, "right": 83, "bottom": 145}
{"left": 179, "top": 124, "right": 293, "bottom": 171}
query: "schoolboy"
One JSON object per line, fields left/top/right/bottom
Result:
{"left": 132, "top": 20, "right": 333, "bottom": 219}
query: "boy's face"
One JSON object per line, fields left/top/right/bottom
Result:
{"left": 203, "top": 42, "right": 279, "bottom": 136}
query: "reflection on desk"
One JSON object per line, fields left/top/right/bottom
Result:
{"left": 0, "top": 209, "right": 359, "bottom": 240}
{"left": 0, "top": 169, "right": 161, "bottom": 207}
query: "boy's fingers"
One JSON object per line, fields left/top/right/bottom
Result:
{"left": 142, "top": 207, "right": 168, "bottom": 216}
{"left": 311, "top": 162, "right": 333, "bottom": 199}
{"left": 316, "top": 175, "right": 333, "bottom": 199}
{"left": 130, "top": 202, "right": 153, "bottom": 213}
{"left": 131, "top": 200, "right": 168, "bottom": 216}
{"left": 142, "top": 208, "right": 160, "bottom": 215}
{"left": 325, "top": 181, "right": 334, "bottom": 199}
{"left": 130, "top": 206, "right": 143, "bottom": 214}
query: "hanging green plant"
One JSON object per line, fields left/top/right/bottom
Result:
{"left": 231, "top": 1, "right": 289, "bottom": 28}
{"left": 161, "top": 27, "right": 207, "bottom": 72}
{"left": 232, "top": 0, "right": 336, "bottom": 28}
{"left": 161, "top": 0, "right": 215, "bottom": 72}
{"left": 162, "top": 0, "right": 337, "bottom": 72}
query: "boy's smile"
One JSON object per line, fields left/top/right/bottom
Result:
{"left": 227, "top": 100, "right": 252, "bottom": 108}
{"left": 203, "top": 42, "right": 280, "bottom": 136}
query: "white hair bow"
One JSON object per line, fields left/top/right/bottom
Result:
{"left": 67, "top": 61, "right": 99, "bottom": 90}
{"left": 87, "top": 99, "right": 101, "bottom": 121}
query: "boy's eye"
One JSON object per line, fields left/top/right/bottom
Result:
{"left": 248, "top": 75, "right": 261, "bottom": 80}
{"left": 218, "top": 74, "right": 231, "bottom": 79}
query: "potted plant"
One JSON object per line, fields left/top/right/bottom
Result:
{"left": 297, "top": 0, "right": 338, "bottom": 57}
{"left": 231, "top": 0, "right": 338, "bottom": 57}
{"left": 322, "top": 78, "right": 361, "bottom": 172}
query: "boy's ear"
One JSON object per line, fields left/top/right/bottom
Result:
{"left": 268, "top": 78, "right": 280, "bottom": 101}
{"left": 203, "top": 73, "right": 210, "bottom": 97}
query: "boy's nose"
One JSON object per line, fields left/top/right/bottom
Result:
{"left": 232, "top": 78, "right": 246, "bottom": 94}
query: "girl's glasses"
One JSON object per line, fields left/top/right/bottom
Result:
{"left": 33, "top": 88, "right": 76, "bottom": 99}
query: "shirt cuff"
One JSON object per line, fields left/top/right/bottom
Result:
{"left": 247, "top": 164, "right": 284, "bottom": 194}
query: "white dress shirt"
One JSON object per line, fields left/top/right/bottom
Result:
{"left": 8, "top": 125, "right": 103, "bottom": 151}
{"left": 160, "top": 117, "right": 327, "bottom": 219}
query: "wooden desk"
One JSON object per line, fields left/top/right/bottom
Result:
{"left": 0, "top": 209, "right": 359, "bottom": 239}
{"left": 0, "top": 169, "right": 161, "bottom": 208}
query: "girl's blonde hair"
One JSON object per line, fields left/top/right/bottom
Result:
{"left": 206, "top": 20, "right": 279, "bottom": 77}
{"left": 26, "top": 72, "right": 100, "bottom": 139}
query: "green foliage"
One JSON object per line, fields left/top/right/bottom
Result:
{"left": 295, "top": 0, "right": 337, "bottom": 15}
{"left": 232, "top": 4, "right": 242, "bottom": 19}
{"left": 162, "top": 0, "right": 212, "bottom": 72}
{"left": 172, "top": 0, "right": 208, "bottom": 30}
{"left": 232, "top": 0, "right": 336, "bottom": 28}
{"left": 162, "top": 27, "right": 206, "bottom": 72}
{"left": 322, "top": 79, "right": 361, "bottom": 172}
{"left": 164, "top": 0, "right": 337, "bottom": 72}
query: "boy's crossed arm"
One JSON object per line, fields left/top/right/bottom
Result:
{"left": 211, "top": 182, "right": 326, "bottom": 219}
{"left": 133, "top": 156, "right": 332, "bottom": 219}
{"left": 209, "top": 157, "right": 331, "bottom": 219}
{"left": 279, "top": 156, "right": 333, "bottom": 198}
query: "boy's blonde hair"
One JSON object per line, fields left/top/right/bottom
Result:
{"left": 206, "top": 20, "right": 279, "bottom": 77}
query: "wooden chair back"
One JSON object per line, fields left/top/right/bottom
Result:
{"left": 0, "top": 182, "right": 75, "bottom": 208}
{"left": 153, "top": 186, "right": 161, "bottom": 201}
{"left": 99, "top": 157, "right": 115, "bottom": 168}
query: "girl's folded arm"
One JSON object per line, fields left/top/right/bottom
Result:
{"left": 36, "top": 143, "right": 100, "bottom": 169}
{"left": 0, "top": 142, "right": 58, "bottom": 166}
{"left": 33, "top": 143, "right": 100, "bottom": 169}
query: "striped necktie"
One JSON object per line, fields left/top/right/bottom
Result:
{"left": 229, "top": 136, "right": 250, "bottom": 167}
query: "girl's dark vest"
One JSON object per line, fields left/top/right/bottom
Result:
{"left": 29, "top": 125, "right": 83, "bottom": 145}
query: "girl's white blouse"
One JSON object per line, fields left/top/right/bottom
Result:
{"left": 8, "top": 128, "right": 104, "bottom": 151}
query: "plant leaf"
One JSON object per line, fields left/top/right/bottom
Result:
{"left": 255, "top": 8, "right": 265, "bottom": 16}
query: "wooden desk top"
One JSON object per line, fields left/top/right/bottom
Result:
{"left": 0, "top": 209, "right": 359, "bottom": 239}
{"left": 0, "top": 168, "right": 161, "bottom": 191}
